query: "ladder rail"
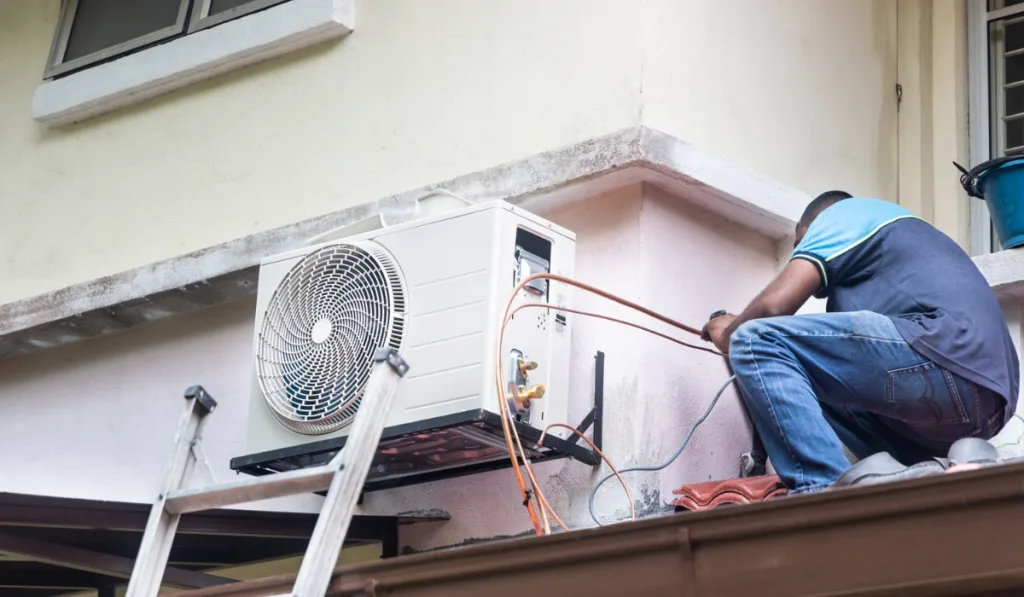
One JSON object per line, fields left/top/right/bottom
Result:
{"left": 125, "top": 387, "right": 219, "bottom": 597}
{"left": 291, "top": 349, "right": 406, "bottom": 597}
{"left": 124, "top": 350, "right": 409, "bottom": 597}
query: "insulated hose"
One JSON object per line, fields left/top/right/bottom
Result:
{"left": 587, "top": 375, "right": 738, "bottom": 526}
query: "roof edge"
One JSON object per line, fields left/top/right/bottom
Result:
{"left": 173, "top": 462, "right": 1024, "bottom": 597}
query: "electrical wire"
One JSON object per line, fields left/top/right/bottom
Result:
{"left": 493, "top": 273, "right": 728, "bottom": 535}
{"left": 497, "top": 297, "right": 710, "bottom": 533}
{"left": 995, "top": 413, "right": 1024, "bottom": 449}
{"left": 499, "top": 302, "right": 724, "bottom": 530}
{"left": 587, "top": 375, "right": 737, "bottom": 527}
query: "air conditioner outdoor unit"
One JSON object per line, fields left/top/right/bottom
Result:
{"left": 230, "top": 200, "right": 588, "bottom": 491}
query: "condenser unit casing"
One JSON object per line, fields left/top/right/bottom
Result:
{"left": 231, "top": 201, "right": 591, "bottom": 490}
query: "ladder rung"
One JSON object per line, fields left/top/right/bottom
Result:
{"left": 164, "top": 465, "right": 339, "bottom": 514}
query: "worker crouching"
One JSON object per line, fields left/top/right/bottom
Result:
{"left": 702, "top": 191, "right": 1019, "bottom": 493}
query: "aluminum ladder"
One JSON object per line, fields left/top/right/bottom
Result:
{"left": 124, "top": 348, "right": 410, "bottom": 597}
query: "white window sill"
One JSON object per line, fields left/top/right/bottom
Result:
{"left": 32, "top": 0, "right": 354, "bottom": 127}
{"left": 974, "top": 248, "right": 1024, "bottom": 302}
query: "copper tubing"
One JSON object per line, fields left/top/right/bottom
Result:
{"left": 494, "top": 273, "right": 724, "bottom": 534}
{"left": 539, "top": 423, "right": 636, "bottom": 523}
{"left": 500, "top": 302, "right": 712, "bottom": 530}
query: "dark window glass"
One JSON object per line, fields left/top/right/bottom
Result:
{"left": 1008, "top": 120, "right": 1024, "bottom": 150}
{"left": 991, "top": 15, "right": 1024, "bottom": 152}
{"left": 64, "top": 0, "right": 182, "bottom": 61}
{"left": 208, "top": 0, "right": 262, "bottom": 15}
{"left": 991, "top": 0, "right": 1024, "bottom": 10}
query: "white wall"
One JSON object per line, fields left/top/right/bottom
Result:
{"left": 0, "top": 293, "right": 335, "bottom": 510}
{"left": 0, "top": 184, "right": 782, "bottom": 550}
{"left": 0, "top": 0, "right": 903, "bottom": 306}
{"left": 992, "top": 301, "right": 1024, "bottom": 459}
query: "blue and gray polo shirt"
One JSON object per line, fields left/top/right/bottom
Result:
{"left": 792, "top": 197, "right": 1019, "bottom": 417}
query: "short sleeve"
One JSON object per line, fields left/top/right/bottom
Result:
{"left": 791, "top": 209, "right": 843, "bottom": 295}
{"left": 789, "top": 198, "right": 918, "bottom": 298}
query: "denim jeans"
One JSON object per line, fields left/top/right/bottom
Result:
{"left": 728, "top": 311, "right": 1005, "bottom": 493}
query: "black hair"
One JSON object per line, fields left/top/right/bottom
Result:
{"left": 799, "top": 190, "right": 853, "bottom": 229}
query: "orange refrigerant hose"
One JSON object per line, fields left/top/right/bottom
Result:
{"left": 493, "top": 273, "right": 726, "bottom": 534}
{"left": 539, "top": 423, "right": 636, "bottom": 522}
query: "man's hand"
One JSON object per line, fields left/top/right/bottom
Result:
{"left": 698, "top": 259, "right": 822, "bottom": 355}
{"left": 701, "top": 313, "right": 737, "bottom": 354}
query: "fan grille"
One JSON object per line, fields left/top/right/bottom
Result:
{"left": 256, "top": 241, "right": 406, "bottom": 435}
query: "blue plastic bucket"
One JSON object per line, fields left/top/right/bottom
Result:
{"left": 958, "top": 157, "right": 1024, "bottom": 250}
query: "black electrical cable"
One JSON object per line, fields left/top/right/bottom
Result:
{"left": 587, "top": 375, "right": 738, "bottom": 527}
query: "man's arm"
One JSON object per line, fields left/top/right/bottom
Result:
{"left": 704, "top": 258, "right": 822, "bottom": 353}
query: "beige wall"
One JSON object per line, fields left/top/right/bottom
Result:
{"left": 897, "top": 0, "right": 971, "bottom": 248}
{"left": 0, "top": 0, "right": 646, "bottom": 304}
{"left": 641, "top": 0, "right": 900, "bottom": 203}
{"left": 0, "top": 0, "right": 929, "bottom": 305}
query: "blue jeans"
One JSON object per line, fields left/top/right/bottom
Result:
{"left": 729, "top": 311, "right": 1006, "bottom": 493}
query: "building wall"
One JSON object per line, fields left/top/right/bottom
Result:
{"left": 641, "top": 0, "right": 900, "bottom": 203}
{"left": 0, "top": 184, "right": 782, "bottom": 550}
{"left": 897, "top": 0, "right": 971, "bottom": 248}
{"left": 992, "top": 300, "right": 1024, "bottom": 459}
{"left": 0, "top": 0, "right": 915, "bottom": 306}
{"left": 0, "top": 0, "right": 646, "bottom": 305}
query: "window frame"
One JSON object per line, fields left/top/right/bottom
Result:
{"left": 967, "top": 0, "right": 1024, "bottom": 255}
{"left": 188, "top": 0, "right": 292, "bottom": 34}
{"left": 43, "top": 0, "right": 192, "bottom": 80}
{"left": 968, "top": 0, "right": 993, "bottom": 256}
{"left": 33, "top": 0, "right": 354, "bottom": 127}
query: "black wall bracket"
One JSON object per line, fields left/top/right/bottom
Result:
{"left": 564, "top": 351, "right": 605, "bottom": 461}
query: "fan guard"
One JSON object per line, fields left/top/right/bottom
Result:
{"left": 256, "top": 240, "right": 406, "bottom": 435}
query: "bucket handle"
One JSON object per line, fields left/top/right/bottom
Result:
{"left": 954, "top": 157, "right": 1022, "bottom": 199}
{"left": 954, "top": 160, "right": 983, "bottom": 199}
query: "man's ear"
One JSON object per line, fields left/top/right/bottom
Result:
{"left": 758, "top": 258, "right": 822, "bottom": 317}
{"left": 794, "top": 225, "right": 807, "bottom": 248}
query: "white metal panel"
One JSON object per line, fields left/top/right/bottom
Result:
{"left": 246, "top": 200, "right": 576, "bottom": 456}
{"left": 404, "top": 301, "right": 489, "bottom": 349}
{"left": 403, "top": 272, "right": 490, "bottom": 318}
{"left": 372, "top": 209, "right": 498, "bottom": 287}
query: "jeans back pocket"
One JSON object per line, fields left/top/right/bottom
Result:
{"left": 885, "top": 362, "right": 970, "bottom": 428}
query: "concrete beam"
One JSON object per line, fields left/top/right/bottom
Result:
{"left": 0, "top": 126, "right": 808, "bottom": 360}
{"left": 0, "top": 531, "right": 231, "bottom": 589}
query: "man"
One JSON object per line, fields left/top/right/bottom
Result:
{"left": 702, "top": 191, "right": 1019, "bottom": 494}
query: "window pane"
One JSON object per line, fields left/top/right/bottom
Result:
{"left": 64, "top": 0, "right": 183, "bottom": 62}
{"left": 990, "top": 0, "right": 1024, "bottom": 11}
{"left": 990, "top": 16, "right": 1024, "bottom": 153}
{"left": 1008, "top": 120, "right": 1024, "bottom": 151}
{"left": 1006, "top": 85, "right": 1024, "bottom": 117}
{"left": 209, "top": 0, "right": 264, "bottom": 15}
{"left": 188, "top": 0, "right": 291, "bottom": 34}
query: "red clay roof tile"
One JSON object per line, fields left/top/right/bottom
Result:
{"left": 671, "top": 475, "right": 788, "bottom": 511}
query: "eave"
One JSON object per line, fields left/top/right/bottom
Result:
{"left": 0, "top": 126, "right": 808, "bottom": 360}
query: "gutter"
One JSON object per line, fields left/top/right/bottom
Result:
{"left": 174, "top": 462, "right": 1024, "bottom": 597}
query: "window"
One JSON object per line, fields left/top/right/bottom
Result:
{"left": 33, "top": 0, "right": 353, "bottom": 126}
{"left": 988, "top": 1, "right": 1024, "bottom": 158}
{"left": 44, "top": 0, "right": 291, "bottom": 79}
{"left": 968, "top": 0, "right": 1024, "bottom": 254}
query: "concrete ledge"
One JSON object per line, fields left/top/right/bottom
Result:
{"left": 0, "top": 126, "right": 808, "bottom": 360}
{"left": 33, "top": 0, "right": 354, "bottom": 127}
{"left": 974, "top": 248, "right": 1024, "bottom": 301}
